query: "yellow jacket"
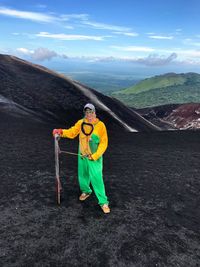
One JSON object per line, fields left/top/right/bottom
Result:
{"left": 61, "top": 118, "right": 108, "bottom": 161}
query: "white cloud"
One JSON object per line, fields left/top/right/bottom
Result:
{"left": 16, "top": 47, "right": 58, "bottom": 61}
{"left": 0, "top": 48, "right": 10, "bottom": 54}
{"left": 146, "top": 32, "right": 156, "bottom": 35}
{"left": 111, "top": 45, "right": 155, "bottom": 52}
{"left": 16, "top": 47, "right": 33, "bottom": 55}
{"left": 82, "top": 20, "right": 131, "bottom": 32}
{"left": 149, "top": 35, "right": 174, "bottom": 40}
{"left": 61, "top": 14, "right": 137, "bottom": 37}
{"left": 189, "top": 42, "right": 200, "bottom": 47}
{"left": 60, "top": 14, "right": 89, "bottom": 21}
{"left": 152, "top": 47, "right": 200, "bottom": 61}
{"left": 113, "top": 31, "right": 138, "bottom": 37}
{"left": 176, "top": 49, "right": 200, "bottom": 58}
{"left": 0, "top": 6, "right": 56, "bottom": 22}
{"left": 184, "top": 38, "right": 192, "bottom": 42}
{"left": 0, "top": 7, "right": 89, "bottom": 27}
{"left": 32, "top": 47, "right": 57, "bottom": 61}
{"left": 137, "top": 53, "right": 177, "bottom": 66}
{"left": 82, "top": 56, "right": 116, "bottom": 63}
{"left": 36, "top": 31, "right": 106, "bottom": 41}
{"left": 0, "top": 6, "right": 136, "bottom": 38}
{"left": 183, "top": 38, "right": 200, "bottom": 47}
{"left": 69, "top": 53, "right": 178, "bottom": 66}
{"left": 175, "top": 29, "right": 182, "bottom": 35}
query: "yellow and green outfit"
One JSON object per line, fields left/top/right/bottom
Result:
{"left": 61, "top": 118, "right": 109, "bottom": 206}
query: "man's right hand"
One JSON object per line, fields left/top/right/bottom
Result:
{"left": 52, "top": 129, "right": 63, "bottom": 136}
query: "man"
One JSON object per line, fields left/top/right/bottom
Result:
{"left": 53, "top": 103, "right": 110, "bottom": 214}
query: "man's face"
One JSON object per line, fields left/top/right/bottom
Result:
{"left": 85, "top": 109, "right": 96, "bottom": 121}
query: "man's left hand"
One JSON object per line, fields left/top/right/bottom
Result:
{"left": 87, "top": 154, "right": 94, "bottom": 160}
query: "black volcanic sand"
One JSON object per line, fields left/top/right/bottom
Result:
{"left": 1, "top": 114, "right": 200, "bottom": 267}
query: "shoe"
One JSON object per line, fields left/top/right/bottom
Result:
{"left": 101, "top": 204, "right": 110, "bottom": 214}
{"left": 79, "top": 193, "right": 91, "bottom": 201}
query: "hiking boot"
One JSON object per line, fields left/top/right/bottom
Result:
{"left": 79, "top": 193, "right": 91, "bottom": 201}
{"left": 101, "top": 204, "right": 110, "bottom": 214}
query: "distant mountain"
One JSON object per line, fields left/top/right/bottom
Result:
{"left": 0, "top": 54, "right": 160, "bottom": 132}
{"left": 112, "top": 72, "right": 200, "bottom": 108}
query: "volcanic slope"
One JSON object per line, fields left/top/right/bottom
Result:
{"left": 0, "top": 54, "right": 159, "bottom": 132}
{"left": 0, "top": 112, "right": 200, "bottom": 267}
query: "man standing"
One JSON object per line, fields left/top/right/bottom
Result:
{"left": 53, "top": 103, "right": 110, "bottom": 214}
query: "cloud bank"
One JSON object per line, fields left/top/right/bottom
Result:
{"left": 137, "top": 53, "right": 177, "bottom": 66}
{"left": 17, "top": 47, "right": 58, "bottom": 61}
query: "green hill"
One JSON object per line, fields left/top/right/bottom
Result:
{"left": 112, "top": 72, "right": 200, "bottom": 108}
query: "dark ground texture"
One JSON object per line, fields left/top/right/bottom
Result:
{"left": 1, "top": 113, "right": 200, "bottom": 267}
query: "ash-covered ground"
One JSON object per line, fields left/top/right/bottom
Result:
{"left": 1, "top": 113, "right": 200, "bottom": 267}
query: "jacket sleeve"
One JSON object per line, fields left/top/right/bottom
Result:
{"left": 92, "top": 122, "right": 108, "bottom": 160}
{"left": 61, "top": 120, "right": 82, "bottom": 139}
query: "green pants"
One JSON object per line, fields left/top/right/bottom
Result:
{"left": 78, "top": 155, "right": 108, "bottom": 206}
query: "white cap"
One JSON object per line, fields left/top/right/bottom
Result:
{"left": 83, "top": 103, "right": 95, "bottom": 112}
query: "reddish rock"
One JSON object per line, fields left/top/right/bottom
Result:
{"left": 165, "top": 103, "right": 200, "bottom": 129}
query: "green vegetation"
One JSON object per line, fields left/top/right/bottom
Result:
{"left": 67, "top": 73, "right": 139, "bottom": 93}
{"left": 112, "top": 72, "right": 200, "bottom": 108}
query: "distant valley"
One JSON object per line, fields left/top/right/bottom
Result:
{"left": 63, "top": 71, "right": 140, "bottom": 94}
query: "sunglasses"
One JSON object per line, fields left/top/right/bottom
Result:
{"left": 84, "top": 110, "right": 94, "bottom": 114}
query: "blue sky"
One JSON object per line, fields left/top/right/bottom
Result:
{"left": 1, "top": 0, "right": 200, "bottom": 74}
